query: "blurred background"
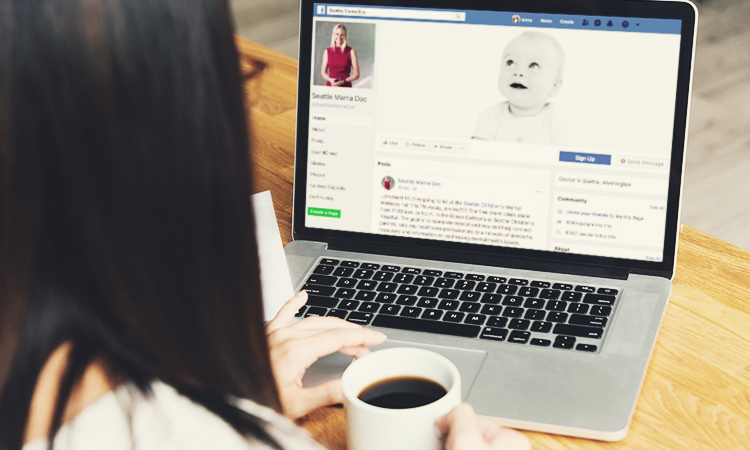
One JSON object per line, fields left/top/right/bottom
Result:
{"left": 231, "top": 0, "right": 750, "bottom": 251}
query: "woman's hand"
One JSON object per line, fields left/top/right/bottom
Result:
{"left": 266, "top": 291, "right": 387, "bottom": 419}
{"left": 437, "top": 404, "right": 531, "bottom": 450}
{"left": 332, "top": 79, "right": 345, "bottom": 87}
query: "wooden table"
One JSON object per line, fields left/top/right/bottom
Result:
{"left": 237, "top": 36, "right": 750, "bottom": 450}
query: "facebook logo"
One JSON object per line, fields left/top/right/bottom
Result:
{"left": 317, "top": 5, "right": 326, "bottom": 14}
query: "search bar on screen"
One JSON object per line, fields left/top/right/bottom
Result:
{"left": 326, "top": 6, "right": 466, "bottom": 22}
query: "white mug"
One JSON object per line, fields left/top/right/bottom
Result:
{"left": 341, "top": 347, "right": 462, "bottom": 450}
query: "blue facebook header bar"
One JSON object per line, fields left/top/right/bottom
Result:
{"left": 314, "top": 4, "right": 682, "bottom": 35}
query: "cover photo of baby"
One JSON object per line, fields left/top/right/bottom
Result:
{"left": 472, "top": 31, "right": 570, "bottom": 145}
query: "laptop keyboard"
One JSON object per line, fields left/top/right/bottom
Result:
{"left": 296, "top": 258, "right": 621, "bottom": 353}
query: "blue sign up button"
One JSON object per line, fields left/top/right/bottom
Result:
{"left": 559, "top": 151, "right": 611, "bottom": 165}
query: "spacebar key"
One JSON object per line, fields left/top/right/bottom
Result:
{"left": 372, "top": 315, "right": 480, "bottom": 338}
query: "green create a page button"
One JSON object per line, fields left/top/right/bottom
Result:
{"left": 308, "top": 207, "right": 341, "bottom": 218}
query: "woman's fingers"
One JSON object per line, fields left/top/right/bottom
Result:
{"left": 282, "top": 379, "right": 345, "bottom": 419}
{"left": 266, "top": 291, "right": 308, "bottom": 333}
{"left": 288, "top": 315, "right": 361, "bottom": 331}
{"left": 440, "top": 403, "right": 483, "bottom": 449}
{"left": 295, "top": 327, "right": 386, "bottom": 368}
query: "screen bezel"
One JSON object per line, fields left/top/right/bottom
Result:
{"left": 292, "top": 0, "right": 697, "bottom": 279}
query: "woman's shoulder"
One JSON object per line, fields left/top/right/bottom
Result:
{"left": 23, "top": 381, "right": 323, "bottom": 450}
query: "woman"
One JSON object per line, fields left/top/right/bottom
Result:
{"left": 0, "top": 1, "right": 529, "bottom": 449}
{"left": 321, "top": 24, "right": 360, "bottom": 87}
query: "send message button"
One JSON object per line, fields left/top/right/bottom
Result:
{"left": 559, "top": 151, "right": 611, "bottom": 165}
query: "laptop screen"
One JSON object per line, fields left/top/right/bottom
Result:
{"left": 301, "top": 2, "right": 684, "bottom": 264}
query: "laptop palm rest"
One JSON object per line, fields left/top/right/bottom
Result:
{"left": 302, "top": 340, "right": 487, "bottom": 400}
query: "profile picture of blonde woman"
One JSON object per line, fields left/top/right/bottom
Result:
{"left": 382, "top": 176, "right": 395, "bottom": 190}
{"left": 321, "top": 24, "right": 360, "bottom": 88}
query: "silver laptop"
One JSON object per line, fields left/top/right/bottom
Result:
{"left": 287, "top": 0, "right": 697, "bottom": 441}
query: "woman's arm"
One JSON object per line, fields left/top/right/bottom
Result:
{"left": 320, "top": 50, "right": 331, "bottom": 82}
{"left": 345, "top": 49, "right": 360, "bottom": 84}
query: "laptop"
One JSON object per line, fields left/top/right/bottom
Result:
{"left": 286, "top": 0, "right": 697, "bottom": 441}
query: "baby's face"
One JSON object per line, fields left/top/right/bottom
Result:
{"left": 498, "top": 36, "right": 563, "bottom": 112}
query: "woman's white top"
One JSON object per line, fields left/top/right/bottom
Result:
{"left": 22, "top": 382, "right": 324, "bottom": 450}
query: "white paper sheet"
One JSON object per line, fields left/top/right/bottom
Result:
{"left": 251, "top": 191, "right": 295, "bottom": 321}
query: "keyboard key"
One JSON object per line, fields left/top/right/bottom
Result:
{"left": 295, "top": 306, "right": 307, "bottom": 317}
{"left": 530, "top": 281, "right": 551, "bottom": 288}
{"left": 352, "top": 269, "right": 374, "bottom": 279}
{"left": 396, "top": 284, "right": 419, "bottom": 295}
{"left": 381, "top": 265, "right": 401, "bottom": 272}
{"left": 540, "top": 289, "right": 561, "bottom": 299}
{"left": 360, "top": 263, "right": 379, "bottom": 270}
{"left": 530, "top": 338, "right": 551, "bottom": 347}
{"left": 326, "top": 309, "right": 348, "bottom": 319}
{"left": 373, "top": 271, "right": 394, "bottom": 281}
{"left": 524, "top": 298, "right": 545, "bottom": 309}
{"left": 589, "top": 305, "right": 612, "bottom": 317}
{"left": 524, "top": 309, "right": 546, "bottom": 321}
{"left": 333, "top": 267, "right": 354, "bottom": 277}
{"left": 375, "top": 293, "right": 398, "bottom": 303}
{"left": 443, "top": 272, "right": 464, "bottom": 279}
{"left": 486, "top": 276, "right": 507, "bottom": 283}
{"left": 401, "top": 267, "right": 421, "bottom": 274}
{"left": 302, "top": 285, "right": 336, "bottom": 296}
{"left": 502, "top": 307, "right": 523, "bottom": 318}
{"left": 418, "top": 287, "right": 440, "bottom": 297}
{"left": 313, "top": 265, "right": 335, "bottom": 275}
{"left": 380, "top": 305, "right": 401, "bottom": 315}
{"left": 502, "top": 296, "right": 524, "bottom": 307}
{"left": 434, "top": 278, "right": 455, "bottom": 288}
{"left": 508, "top": 330, "right": 530, "bottom": 344}
{"left": 417, "top": 298, "right": 439, "bottom": 308}
{"left": 553, "top": 335, "right": 576, "bottom": 349}
{"left": 553, "top": 283, "right": 573, "bottom": 290}
{"left": 465, "top": 274, "right": 485, "bottom": 281}
{"left": 509, "top": 278, "right": 529, "bottom": 286}
{"left": 336, "top": 278, "right": 357, "bottom": 288}
{"left": 496, "top": 284, "right": 517, "bottom": 295}
{"left": 455, "top": 280, "right": 476, "bottom": 290}
{"left": 393, "top": 273, "right": 414, "bottom": 284}
{"left": 487, "top": 317, "right": 508, "bottom": 327}
{"left": 444, "top": 312, "right": 465, "bottom": 322}
{"left": 399, "top": 306, "right": 422, "bottom": 317}
{"left": 465, "top": 314, "right": 487, "bottom": 325}
{"left": 553, "top": 324, "right": 603, "bottom": 339}
{"left": 567, "top": 303, "right": 589, "bottom": 314}
{"left": 338, "top": 300, "right": 359, "bottom": 310}
{"left": 476, "top": 282, "right": 498, "bottom": 293}
{"left": 569, "top": 314, "right": 608, "bottom": 328}
{"left": 373, "top": 315, "right": 480, "bottom": 338}
{"left": 480, "top": 327, "right": 508, "bottom": 341}
{"left": 545, "top": 300, "right": 567, "bottom": 312}
{"left": 480, "top": 293, "right": 503, "bottom": 304}
{"left": 546, "top": 312, "right": 568, "bottom": 323}
{"left": 347, "top": 312, "right": 373, "bottom": 325}
{"left": 561, "top": 291, "right": 583, "bottom": 302}
{"left": 481, "top": 304, "right": 502, "bottom": 315}
{"left": 339, "top": 261, "right": 360, "bottom": 268}
{"left": 576, "top": 344, "right": 598, "bottom": 352}
{"left": 438, "top": 300, "right": 459, "bottom": 310}
{"left": 307, "top": 296, "right": 339, "bottom": 308}
{"left": 376, "top": 282, "right": 397, "bottom": 292}
{"left": 306, "top": 275, "right": 337, "bottom": 286}
{"left": 396, "top": 295, "right": 417, "bottom": 306}
{"left": 438, "top": 289, "right": 460, "bottom": 299}
{"left": 422, "top": 309, "right": 443, "bottom": 320}
{"left": 423, "top": 270, "right": 442, "bottom": 277}
{"left": 335, "top": 288, "right": 355, "bottom": 299}
{"left": 583, "top": 294, "right": 616, "bottom": 306}
{"left": 459, "top": 302, "right": 481, "bottom": 313}
{"left": 598, "top": 288, "right": 619, "bottom": 295}
{"left": 508, "top": 319, "right": 530, "bottom": 331}
{"left": 356, "top": 280, "right": 378, "bottom": 290}
{"left": 575, "top": 285, "right": 596, "bottom": 293}
{"left": 518, "top": 287, "right": 539, "bottom": 297}
{"left": 305, "top": 307, "right": 328, "bottom": 317}
{"left": 413, "top": 276, "right": 435, "bottom": 286}
{"left": 530, "top": 321, "right": 553, "bottom": 333}
{"left": 358, "top": 303, "right": 380, "bottom": 313}
{"left": 320, "top": 259, "right": 340, "bottom": 266}
{"left": 459, "top": 291, "right": 482, "bottom": 302}
{"left": 354, "top": 290, "right": 377, "bottom": 301}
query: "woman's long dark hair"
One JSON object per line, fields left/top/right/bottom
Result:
{"left": 0, "top": 0, "right": 282, "bottom": 448}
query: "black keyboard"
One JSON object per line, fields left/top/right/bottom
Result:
{"left": 296, "top": 258, "right": 620, "bottom": 353}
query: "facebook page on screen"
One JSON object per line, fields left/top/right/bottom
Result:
{"left": 304, "top": 4, "right": 682, "bottom": 262}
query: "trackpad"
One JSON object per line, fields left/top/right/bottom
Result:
{"left": 302, "top": 340, "right": 487, "bottom": 400}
